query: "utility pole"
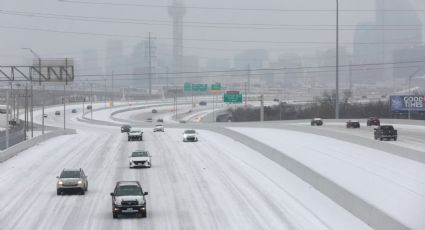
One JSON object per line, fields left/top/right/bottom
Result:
{"left": 111, "top": 71, "right": 114, "bottom": 107}
{"left": 148, "top": 32, "right": 152, "bottom": 97}
{"left": 30, "top": 83, "right": 33, "bottom": 138}
{"left": 244, "top": 82, "right": 247, "bottom": 107}
{"left": 6, "top": 90, "right": 9, "bottom": 148}
{"left": 247, "top": 65, "right": 251, "bottom": 106}
{"left": 260, "top": 93, "right": 264, "bottom": 122}
{"left": 104, "top": 79, "right": 107, "bottom": 108}
{"left": 335, "top": 0, "right": 340, "bottom": 119}
{"left": 63, "top": 85, "right": 66, "bottom": 130}
{"left": 349, "top": 62, "right": 353, "bottom": 92}
{"left": 90, "top": 84, "right": 93, "bottom": 120}
{"left": 24, "top": 84, "right": 28, "bottom": 140}
{"left": 166, "top": 67, "right": 169, "bottom": 91}
{"left": 42, "top": 85, "right": 45, "bottom": 134}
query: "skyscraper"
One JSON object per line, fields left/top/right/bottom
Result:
{"left": 353, "top": 0, "right": 422, "bottom": 84}
{"left": 168, "top": 1, "right": 186, "bottom": 74}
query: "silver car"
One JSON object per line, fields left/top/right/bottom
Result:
{"left": 56, "top": 168, "right": 88, "bottom": 195}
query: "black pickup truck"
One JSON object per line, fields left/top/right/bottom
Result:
{"left": 374, "top": 125, "right": 397, "bottom": 141}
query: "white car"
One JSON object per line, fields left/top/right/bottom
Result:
{"left": 129, "top": 150, "right": 151, "bottom": 168}
{"left": 183, "top": 130, "right": 198, "bottom": 142}
{"left": 153, "top": 125, "right": 164, "bottom": 132}
{"left": 128, "top": 129, "right": 143, "bottom": 141}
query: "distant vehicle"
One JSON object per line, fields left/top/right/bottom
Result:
{"left": 86, "top": 105, "right": 92, "bottom": 110}
{"left": 56, "top": 168, "right": 88, "bottom": 195}
{"left": 43, "top": 114, "right": 48, "bottom": 118}
{"left": 156, "top": 118, "right": 164, "bottom": 123}
{"left": 216, "top": 114, "right": 232, "bottom": 122}
{"left": 199, "top": 101, "right": 207, "bottom": 106}
{"left": 311, "top": 118, "right": 323, "bottom": 126}
{"left": 179, "top": 120, "right": 186, "bottom": 124}
{"left": 153, "top": 125, "right": 164, "bottom": 132}
{"left": 0, "top": 105, "right": 10, "bottom": 114}
{"left": 151, "top": 109, "right": 158, "bottom": 113}
{"left": 71, "top": 109, "right": 77, "bottom": 113}
{"left": 8, "top": 120, "right": 17, "bottom": 126}
{"left": 121, "top": 125, "right": 131, "bottom": 133}
{"left": 367, "top": 117, "right": 380, "bottom": 126}
{"left": 55, "top": 111, "right": 61, "bottom": 116}
{"left": 146, "top": 118, "right": 153, "bottom": 122}
{"left": 110, "top": 181, "right": 148, "bottom": 219}
{"left": 128, "top": 129, "right": 143, "bottom": 141}
{"left": 183, "top": 130, "right": 198, "bottom": 142}
{"left": 129, "top": 151, "right": 151, "bottom": 168}
{"left": 346, "top": 120, "right": 360, "bottom": 128}
{"left": 273, "top": 98, "right": 280, "bottom": 102}
{"left": 374, "top": 125, "right": 398, "bottom": 141}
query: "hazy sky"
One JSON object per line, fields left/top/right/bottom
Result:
{"left": 1, "top": 0, "right": 424, "bottom": 69}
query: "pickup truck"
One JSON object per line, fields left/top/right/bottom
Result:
{"left": 374, "top": 125, "right": 397, "bottom": 141}
{"left": 128, "top": 129, "right": 143, "bottom": 141}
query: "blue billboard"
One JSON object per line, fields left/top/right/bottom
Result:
{"left": 390, "top": 95, "right": 425, "bottom": 112}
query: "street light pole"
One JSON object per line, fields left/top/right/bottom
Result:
{"left": 22, "top": 48, "right": 43, "bottom": 135}
{"left": 335, "top": 0, "right": 340, "bottom": 119}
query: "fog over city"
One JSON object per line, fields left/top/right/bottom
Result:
{"left": 2, "top": 1, "right": 425, "bottom": 230}
{"left": 2, "top": 0, "right": 425, "bottom": 84}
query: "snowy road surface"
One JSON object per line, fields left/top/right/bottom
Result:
{"left": 0, "top": 104, "right": 373, "bottom": 230}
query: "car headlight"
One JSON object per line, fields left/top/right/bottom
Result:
{"left": 58, "top": 180, "right": 63, "bottom": 185}
{"left": 78, "top": 180, "right": 83, "bottom": 184}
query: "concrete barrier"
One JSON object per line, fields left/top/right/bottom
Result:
{"left": 0, "top": 129, "right": 77, "bottom": 163}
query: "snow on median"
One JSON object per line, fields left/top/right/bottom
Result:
{"left": 229, "top": 127, "right": 425, "bottom": 230}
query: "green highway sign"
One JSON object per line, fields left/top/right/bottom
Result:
{"left": 191, "top": 84, "right": 208, "bottom": 92}
{"left": 184, "top": 83, "right": 210, "bottom": 92}
{"left": 184, "top": 82, "right": 192, "bottom": 92}
{"left": 224, "top": 93, "right": 243, "bottom": 103}
{"left": 211, "top": 83, "right": 222, "bottom": 91}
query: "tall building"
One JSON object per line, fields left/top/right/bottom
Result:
{"left": 131, "top": 38, "right": 157, "bottom": 90}
{"left": 79, "top": 49, "right": 101, "bottom": 79}
{"left": 168, "top": 1, "right": 186, "bottom": 73}
{"left": 105, "top": 39, "right": 129, "bottom": 87}
{"left": 353, "top": 0, "right": 422, "bottom": 84}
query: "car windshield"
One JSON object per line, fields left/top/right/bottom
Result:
{"left": 115, "top": 185, "right": 142, "bottom": 196}
{"left": 60, "top": 170, "right": 80, "bottom": 178}
{"left": 381, "top": 126, "right": 394, "bottom": 130}
{"left": 132, "top": 151, "right": 148, "bottom": 157}
{"left": 184, "top": 130, "right": 195, "bottom": 134}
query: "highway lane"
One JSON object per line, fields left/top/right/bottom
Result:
{"left": 0, "top": 104, "right": 372, "bottom": 230}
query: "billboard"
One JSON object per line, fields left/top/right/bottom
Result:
{"left": 32, "top": 58, "right": 74, "bottom": 82}
{"left": 390, "top": 95, "right": 425, "bottom": 112}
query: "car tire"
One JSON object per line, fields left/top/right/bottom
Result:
{"left": 57, "top": 190, "right": 61, "bottom": 195}
{"left": 113, "top": 213, "right": 118, "bottom": 219}
{"left": 141, "top": 210, "right": 147, "bottom": 218}
{"left": 85, "top": 182, "right": 88, "bottom": 191}
{"left": 380, "top": 138, "right": 383, "bottom": 141}
{"left": 394, "top": 137, "right": 397, "bottom": 141}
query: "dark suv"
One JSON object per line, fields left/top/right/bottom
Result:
{"left": 121, "top": 124, "right": 131, "bottom": 133}
{"left": 110, "top": 181, "right": 148, "bottom": 219}
{"left": 367, "top": 117, "right": 380, "bottom": 126}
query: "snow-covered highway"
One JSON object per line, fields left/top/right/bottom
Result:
{"left": 2, "top": 102, "right": 425, "bottom": 229}
{"left": 0, "top": 103, "right": 373, "bottom": 230}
